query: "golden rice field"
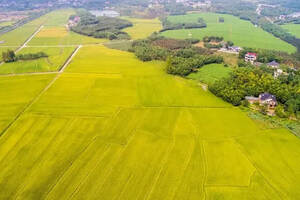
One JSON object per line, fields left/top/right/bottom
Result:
{"left": 122, "top": 17, "right": 163, "bottom": 39}
{"left": 36, "top": 27, "right": 69, "bottom": 38}
{"left": 0, "top": 44, "right": 299, "bottom": 200}
{"left": 0, "top": 9, "right": 299, "bottom": 200}
{"left": 0, "top": 47, "right": 76, "bottom": 74}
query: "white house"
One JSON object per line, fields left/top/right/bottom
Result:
{"left": 245, "top": 52, "right": 257, "bottom": 64}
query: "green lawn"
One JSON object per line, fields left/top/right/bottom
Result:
{"left": 161, "top": 13, "right": 296, "bottom": 53}
{"left": 0, "top": 47, "right": 75, "bottom": 74}
{"left": 282, "top": 23, "right": 300, "bottom": 38}
{"left": 187, "top": 63, "right": 232, "bottom": 85}
{"left": 0, "top": 44, "right": 299, "bottom": 200}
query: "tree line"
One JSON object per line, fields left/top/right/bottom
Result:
{"left": 70, "top": 9, "right": 132, "bottom": 40}
{"left": 2, "top": 50, "right": 48, "bottom": 63}
{"left": 160, "top": 17, "right": 207, "bottom": 33}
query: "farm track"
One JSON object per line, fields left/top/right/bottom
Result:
{"left": 233, "top": 139, "right": 284, "bottom": 199}
{"left": 0, "top": 44, "right": 82, "bottom": 139}
{"left": 15, "top": 25, "right": 44, "bottom": 53}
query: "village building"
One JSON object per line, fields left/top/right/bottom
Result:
{"left": 245, "top": 96, "right": 259, "bottom": 104}
{"left": 267, "top": 60, "right": 280, "bottom": 68}
{"left": 245, "top": 93, "right": 277, "bottom": 114}
{"left": 67, "top": 16, "right": 80, "bottom": 29}
{"left": 245, "top": 52, "right": 257, "bottom": 64}
{"left": 274, "top": 68, "right": 283, "bottom": 78}
{"left": 259, "top": 93, "right": 277, "bottom": 109}
{"left": 228, "top": 46, "right": 242, "bottom": 53}
{"left": 90, "top": 10, "right": 120, "bottom": 18}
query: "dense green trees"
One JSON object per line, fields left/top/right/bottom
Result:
{"left": 209, "top": 67, "right": 300, "bottom": 116}
{"left": 2, "top": 50, "right": 16, "bottom": 63}
{"left": 160, "top": 17, "right": 207, "bottom": 33}
{"left": 166, "top": 54, "right": 223, "bottom": 76}
{"left": 131, "top": 36, "right": 223, "bottom": 76}
{"left": 17, "top": 52, "right": 48, "bottom": 61}
{"left": 2, "top": 50, "right": 48, "bottom": 63}
{"left": 71, "top": 10, "right": 132, "bottom": 40}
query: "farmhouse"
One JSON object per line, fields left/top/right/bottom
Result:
{"left": 246, "top": 93, "right": 277, "bottom": 109}
{"left": 274, "top": 68, "right": 283, "bottom": 78}
{"left": 90, "top": 10, "right": 120, "bottom": 18}
{"left": 228, "top": 46, "right": 242, "bottom": 53}
{"left": 67, "top": 16, "right": 80, "bottom": 28}
{"left": 245, "top": 52, "right": 257, "bottom": 64}
{"left": 245, "top": 96, "right": 259, "bottom": 104}
{"left": 259, "top": 93, "right": 277, "bottom": 109}
{"left": 267, "top": 60, "right": 280, "bottom": 68}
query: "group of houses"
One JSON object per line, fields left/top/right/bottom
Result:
{"left": 243, "top": 52, "right": 288, "bottom": 115}
{"left": 90, "top": 10, "right": 120, "bottom": 18}
{"left": 219, "top": 45, "right": 242, "bottom": 54}
{"left": 67, "top": 16, "right": 80, "bottom": 29}
{"left": 244, "top": 52, "right": 284, "bottom": 78}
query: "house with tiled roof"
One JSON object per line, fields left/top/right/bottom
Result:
{"left": 267, "top": 60, "right": 280, "bottom": 68}
{"left": 245, "top": 52, "right": 257, "bottom": 64}
{"left": 259, "top": 93, "right": 277, "bottom": 109}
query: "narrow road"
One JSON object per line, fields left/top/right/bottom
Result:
{"left": 15, "top": 25, "right": 44, "bottom": 53}
{"left": 0, "top": 45, "right": 81, "bottom": 77}
{"left": 59, "top": 45, "right": 82, "bottom": 72}
{"left": 0, "top": 25, "right": 44, "bottom": 66}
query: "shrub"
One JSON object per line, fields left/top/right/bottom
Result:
{"left": 2, "top": 50, "right": 16, "bottom": 63}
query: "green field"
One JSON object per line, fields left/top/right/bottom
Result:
{"left": 122, "top": 17, "right": 162, "bottom": 39}
{"left": 187, "top": 63, "right": 232, "bottom": 85}
{"left": 0, "top": 21, "right": 15, "bottom": 27}
{"left": 282, "top": 24, "right": 300, "bottom": 38}
{"left": 0, "top": 44, "right": 299, "bottom": 199}
{"left": 0, "top": 8, "right": 300, "bottom": 199}
{"left": 161, "top": 13, "right": 296, "bottom": 53}
{"left": 0, "top": 47, "right": 75, "bottom": 74}
{"left": 28, "top": 9, "right": 107, "bottom": 45}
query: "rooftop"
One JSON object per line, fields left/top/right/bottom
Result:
{"left": 259, "top": 93, "right": 277, "bottom": 102}
{"left": 267, "top": 60, "right": 280, "bottom": 67}
{"left": 246, "top": 52, "right": 257, "bottom": 56}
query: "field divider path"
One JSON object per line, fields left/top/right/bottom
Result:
{"left": 233, "top": 139, "right": 284, "bottom": 199}
{"left": 0, "top": 44, "right": 81, "bottom": 139}
{"left": 15, "top": 25, "right": 44, "bottom": 53}
{"left": 0, "top": 25, "right": 44, "bottom": 67}
{"left": 59, "top": 45, "right": 82, "bottom": 72}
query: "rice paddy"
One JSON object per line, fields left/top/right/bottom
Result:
{"left": 0, "top": 47, "right": 76, "bottom": 74}
{"left": 0, "top": 9, "right": 299, "bottom": 200}
{"left": 122, "top": 17, "right": 163, "bottom": 39}
{"left": 161, "top": 13, "right": 296, "bottom": 53}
